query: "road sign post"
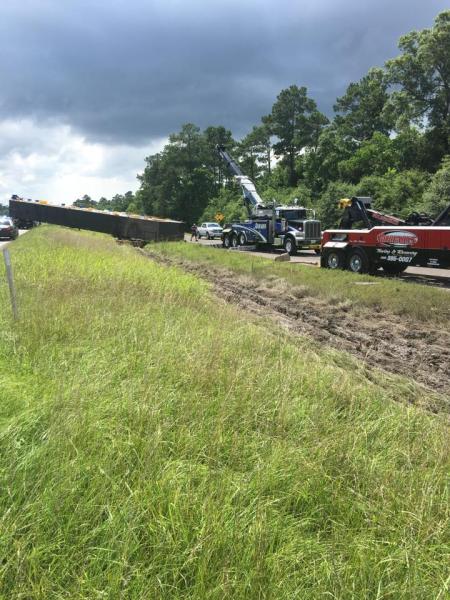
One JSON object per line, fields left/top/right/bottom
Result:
{"left": 3, "top": 248, "right": 18, "bottom": 320}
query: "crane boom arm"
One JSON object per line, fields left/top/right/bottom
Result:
{"left": 366, "top": 208, "right": 405, "bottom": 226}
{"left": 216, "top": 145, "right": 265, "bottom": 214}
{"left": 339, "top": 197, "right": 436, "bottom": 229}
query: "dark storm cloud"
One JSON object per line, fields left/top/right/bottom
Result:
{"left": 0, "top": 0, "right": 448, "bottom": 143}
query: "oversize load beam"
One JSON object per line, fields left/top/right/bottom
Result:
{"left": 9, "top": 197, "right": 184, "bottom": 242}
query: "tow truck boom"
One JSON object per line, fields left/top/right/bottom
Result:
{"left": 339, "top": 197, "right": 434, "bottom": 229}
{"left": 321, "top": 196, "right": 450, "bottom": 274}
{"left": 216, "top": 145, "right": 321, "bottom": 255}
{"left": 216, "top": 145, "right": 265, "bottom": 215}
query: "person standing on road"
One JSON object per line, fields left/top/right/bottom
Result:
{"left": 190, "top": 223, "right": 198, "bottom": 241}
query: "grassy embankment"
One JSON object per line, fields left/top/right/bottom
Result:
{"left": 0, "top": 226, "right": 448, "bottom": 599}
{"left": 153, "top": 242, "right": 450, "bottom": 324}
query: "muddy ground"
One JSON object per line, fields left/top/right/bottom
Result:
{"left": 144, "top": 250, "right": 450, "bottom": 415}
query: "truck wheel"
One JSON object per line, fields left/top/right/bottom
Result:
{"left": 223, "top": 234, "right": 231, "bottom": 249}
{"left": 323, "top": 250, "right": 344, "bottom": 270}
{"left": 347, "top": 248, "right": 371, "bottom": 274}
{"left": 382, "top": 263, "right": 408, "bottom": 275}
{"left": 207, "top": 233, "right": 212, "bottom": 240}
{"left": 238, "top": 232, "right": 246, "bottom": 246}
{"left": 231, "top": 234, "right": 239, "bottom": 248}
{"left": 283, "top": 236, "right": 297, "bottom": 255}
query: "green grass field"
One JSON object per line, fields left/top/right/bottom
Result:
{"left": 152, "top": 242, "right": 450, "bottom": 324}
{"left": 0, "top": 227, "right": 448, "bottom": 599}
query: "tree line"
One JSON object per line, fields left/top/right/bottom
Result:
{"left": 77, "top": 10, "right": 450, "bottom": 228}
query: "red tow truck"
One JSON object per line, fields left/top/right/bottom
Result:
{"left": 321, "top": 197, "right": 450, "bottom": 274}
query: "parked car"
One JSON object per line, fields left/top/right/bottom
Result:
{"left": 197, "top": 222, "right": 223, "bottom": 239}
{"left": 0, "top": 217, "right": 19, "bottom": 240}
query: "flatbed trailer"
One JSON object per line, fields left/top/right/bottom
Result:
{"left": 9, "top": 196, "right": 184, "bottom": 243}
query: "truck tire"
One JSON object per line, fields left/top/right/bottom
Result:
{"left": 347, "top": 248, "right": 371, "bottom": 274}
{"left": 231, "top": 234, "right": 239, "bottom": 248}
{"left": 223, "top": 234, "right": 231, "bottom": 248}
{"left": 238, "top": 232, "right": 246, "bottom": 246}
{"left": 382, "top": 263, "right": 408, "bottom": 275}
{"left": 283, "top": 236, "right": 297, "bottom": 256}
{"left": 322, "top": 250, "right": 345, "bottom": 270}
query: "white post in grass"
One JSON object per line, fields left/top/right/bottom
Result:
{"left": 3, "top": 248, "right": 18, "bottom": 320}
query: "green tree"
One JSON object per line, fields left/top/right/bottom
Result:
{"left": 420, "top": 155, "right": 450, "bottom": 216}
{"left": 203, "top": 126, "right": 235, "bottom": 187}
{"left": 257, "top": 181, "right": 313, "bottom": 208}
{"left": 200, "top": 186, "right": 247, "bottom": 224}
{"left": 265, "top": 85, "right": 328, "bottom": 186}
{"left": 252, "top": 124, "right": 272, "bottom": 175}
{"left": 95, "top": 192, "right": 138, "bottom": 213}
{"left": 124, "top": 191, "right": 143, "bottom": 215}
{"left": 301, "top": 126, "right": 357, "bottom": 194}
{"left": 110, "top": 193, "right": 133, "bottom": 212}
{"left": 96, "top": 197, "right": 109, "bottom": 209}
{"left": 137, "top": 152, "right": 174, "bottom": 218}
{"left": 316, "top": 181, "right": 358, "bottom": 228}
{"left": 357, "top": 169, "right": 430, "bottom": 215}
{"left": 334, "top": 68, "right": 392, "bottom": 140}
{"left": 137, "top": 124, "right": 216, "bottom": 224}
{"left": 338, "top": 133, "right": 398, "bottom": 183}
{"left": 73, "top": 195, "right": 96, "bottom": 208}
{"left": 238, "top": 124, "right": 272, "bottom": 181}
{"left": 337, "top": 128, "right": 431, "bottom": 184}
{"left": 169, "top": 123, "right": 204, "bottom": 173}
{"left": 391, "top": 127, "right": 427, "bottom": 171}
{"left": 386, "top": 10, "right": 450, "bottom": 155}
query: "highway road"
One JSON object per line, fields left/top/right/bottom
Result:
{"left": 186, "top": 236, "right": 450, "bottom": 286}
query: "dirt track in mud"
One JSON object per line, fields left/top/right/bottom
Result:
{"left": 144, "top": 250, "right": 450, "bottom": 414}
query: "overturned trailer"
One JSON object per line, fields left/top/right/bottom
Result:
{"left": 9, "top": 196, "right": 184, "bottom": 243}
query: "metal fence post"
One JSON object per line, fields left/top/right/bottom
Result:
{"left": 3, "top": 248, "right": 18, "bottom": 320}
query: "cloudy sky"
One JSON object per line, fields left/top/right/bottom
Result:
{"left": 0, "top": 0, "right": 448, "bottom": 205}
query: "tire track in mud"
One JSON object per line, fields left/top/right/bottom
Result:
{"left": 144, "top": 250, "right": 450, "bottom": 413}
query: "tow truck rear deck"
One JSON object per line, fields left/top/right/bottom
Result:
{"left": 321, "top": 197, "right": 450, "bottom": 274}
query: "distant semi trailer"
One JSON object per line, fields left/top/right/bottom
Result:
{"left": 9, "top": 196, "right": 184, "bottom": 244}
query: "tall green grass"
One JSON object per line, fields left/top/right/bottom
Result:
{"left": 0, "top": 227, "right": 448, "bottom": 599}
{"left": 152, "top": 242, "right": 450, "bottom": 323}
